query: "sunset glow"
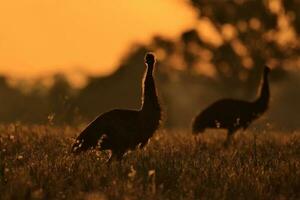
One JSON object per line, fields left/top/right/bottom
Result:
{"left": 0, "top": 0, "right": 197, "bottom": 80}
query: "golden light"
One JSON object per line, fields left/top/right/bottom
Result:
{"left": 196, "top": 18, "right": 223, "bottom": 47}
{"left": 0, "top": 0, "right": 197, "bottom": 81}
{"left": 221, "top": 24, "right": 237, "bottom": 41}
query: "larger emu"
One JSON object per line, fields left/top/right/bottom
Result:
{"left": 192, "top": 66, "right": 270, "bottom": 145}
{"left": 72, "top": 53, "right": 161, "bottom": 160}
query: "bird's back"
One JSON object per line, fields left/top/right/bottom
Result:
{"left": 193, "top": 99, "right": 255, "bottom": 132}
{"left": 98, "top": 109, "right": 140, "bottom": 128}
{"left": 72, "top": 109, "right": 140, "bottom": 152}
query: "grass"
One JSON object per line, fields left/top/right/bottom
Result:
{"left": 0, "top": 124, "right": 299, "bottom": 200}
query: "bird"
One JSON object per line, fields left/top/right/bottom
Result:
{"left": 192, "top": 66, "right": 270, "bottom": 145}
{"left": 72, "top": 53, "right": 161, "bottom": 161}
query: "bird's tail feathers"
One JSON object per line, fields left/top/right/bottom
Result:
{"left": 71, "top": 122, "right": 105, "bottom": 154}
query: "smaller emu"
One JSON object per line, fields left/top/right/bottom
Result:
{"left": 192, "top": 66, "right": 270, "bottom": 145}
{"left": 72, "top": 53, "right": 161, "bottom": 161}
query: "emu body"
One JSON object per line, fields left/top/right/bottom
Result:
{"left": 192, "top": 66, "right": 270, "bottom": 144}
{"left": 72, "top": 53, "right": 161, "bottom": 160}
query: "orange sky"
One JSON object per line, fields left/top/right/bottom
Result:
{"left": 0, "top": 0, "right": 197, "bottom": 82}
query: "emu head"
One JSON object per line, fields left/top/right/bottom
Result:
{"left": 264, "top": 65, "right": 271, "bottom": 75}
{"left": 145, "top": 53, "right": 155, "bottom": 66}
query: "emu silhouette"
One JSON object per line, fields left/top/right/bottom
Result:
{"left": 192, "top": 66, "right": 270, "bottom": 145}
{"left": 72, "top": 53, "right": 161, "bottom": 160}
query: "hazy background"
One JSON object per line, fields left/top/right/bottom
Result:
{"left": 0, "top": 0, "right": 299, "bottom": 131}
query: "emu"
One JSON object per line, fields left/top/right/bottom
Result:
{"left": 192, "top": 66, "right": 270, "bottom": 145}
{"left": 72, "top": 53, "right": 161, "bottom": 160}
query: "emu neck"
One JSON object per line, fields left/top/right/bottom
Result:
{"left": 254, "top": 71, "right": 269, "bottom": 113}
{"left": 141, "top": 64, "right": 160, "bottom": 113}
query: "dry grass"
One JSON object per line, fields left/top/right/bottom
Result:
{"left": 0, "top": 124, "right": 299, "bottom": 200}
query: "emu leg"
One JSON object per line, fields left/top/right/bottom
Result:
{"left": 224, "top": 129, "right": 235, "bottom": 147}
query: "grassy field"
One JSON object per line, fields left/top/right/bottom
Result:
{"left": 0, "top": 124, "right": 299, "bottom": 200}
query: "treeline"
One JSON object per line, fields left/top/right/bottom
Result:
{"left": 0, "top": 46, "right": 299, "bottom": 131}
